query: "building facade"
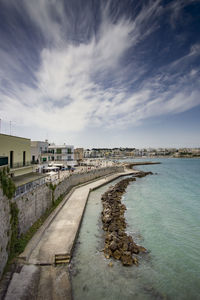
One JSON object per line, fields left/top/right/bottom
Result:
{"left": 41, "top": 144, "right": 75, "bottom": 166}
{"left": 31, "top": 141, "right": 49, "bottom": 163}
{"left": 74, "top": 148, "right": 84, "bottom": 163}
{"left": 0, "top": 133, "right": 33, "bottom": 176}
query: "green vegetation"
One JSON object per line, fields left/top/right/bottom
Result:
{"left": 49, "top": 182, "right": 57, "bottom": 205}
{"left": 3, "top": 193, "right": 64, "bottom": 275}
{"left": 0, "top": 171, "right": 66, "bottom": 277}
{"left": 9, "top": 194, "right": 65, "bottom": 260}
{"left": 8, "top": 202, "right": 19, "bottom": 260}
{"left": 0, "top": 167, "right": 16, "bottom": 199}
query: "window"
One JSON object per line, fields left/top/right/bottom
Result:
{"left": 56, "top": 148, "right": 62, "bottom": 154}
{"left": 23, "top": 151, "right": 26, "bottom": 166}
{"left": 67, "top": 148, "right": 72, "bottom": 154}
{"left": 0, "top": 156, "right": 8, "bottom": 166}
{"left": 10, "top": 151, "right": 13, "bottom": 168}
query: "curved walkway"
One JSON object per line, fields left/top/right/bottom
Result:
{"left": 4, "top": 169, "right": 136, "bottom": 300}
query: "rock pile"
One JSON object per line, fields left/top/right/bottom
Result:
{"left": 101, "top": 175, "right": 149, "bottom": 266}
{"left": 134, "top": 171, "right": 153, "bottom": 178}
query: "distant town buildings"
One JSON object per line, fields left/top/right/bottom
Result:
{"left": 74, "top": 148, "right": 84, "bottom": 164}
{"left": 83, "top": 147, "right": 200, "bottom": 158}
{"left": 1, "top": 133, "right": 200, "bottom": 179}
{"left": 0, "top": 132, "right": 200, "bottom": 200}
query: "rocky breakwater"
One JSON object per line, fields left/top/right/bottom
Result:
{"left": 101, "top": 172, "right": 152, "bottom": 266}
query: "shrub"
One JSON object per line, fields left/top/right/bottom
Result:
{"left": 0, "top": 167, "right": 16, "bottom": 199}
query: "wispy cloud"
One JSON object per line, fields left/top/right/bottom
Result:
{"left": 0, "top": 0, "right": 200, "bottom": 138}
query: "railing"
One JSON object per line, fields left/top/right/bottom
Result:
{"left": 41, "top": 150, "right": 73, "bottom": 154}
{"left": 41, "top": 151, "right": 54, "bottom": 154}
{"left": 14, "top": 177, "right": 46, "bottom": 198}
{"left": 11, "top": 161, "right": 32, "bottom": 169}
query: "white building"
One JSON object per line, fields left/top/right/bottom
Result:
{"left": 84, "top": 149, "right": 92, "bottom": 158}
{"left": 31, "top": 141, "right": 49, "bottom": 163}
{"left": 47, "top": 144, "right": 75, "bottom": 166}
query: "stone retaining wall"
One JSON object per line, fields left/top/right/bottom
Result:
{"left": 0, "top": 190, "right": 11, "bottom": 278}
{"left": 17, "top": 185, "right": 52, "bottom": 235}
{"left": 0, "top": 166, "right": 124, "bottom": 277}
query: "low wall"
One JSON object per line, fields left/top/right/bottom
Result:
{"left": 0, "top": 166, "right": 124, "bottom": 277}
{"left": 54, "top": 166, "right": 123, "bottom": 199}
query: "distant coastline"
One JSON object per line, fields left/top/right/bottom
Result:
{"left": 114, "top": 155, "right": 200, "bottom": 160}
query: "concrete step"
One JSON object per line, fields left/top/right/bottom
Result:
{"left": 55, "top": 254, "right": 70, "bottom": 265}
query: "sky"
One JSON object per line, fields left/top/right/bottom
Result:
{"left": 0, "top": 0, "right": 200, "bottom": 148}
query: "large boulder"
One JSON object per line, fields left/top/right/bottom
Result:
{"left": 121, "top": 252, "right": 133, "bottom": 266}
{"left": 112, "top": 250, "right": 121, "bottom": 260}
{"left": 109, "top": 241, "right": 118, "bottom": 252}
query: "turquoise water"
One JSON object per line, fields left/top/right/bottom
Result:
{"left": 71, "top": 159, "right": 200, "bottom": 299}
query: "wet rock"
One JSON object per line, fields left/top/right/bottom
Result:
{"left": 133, "top": 257, "right": 139, "bottom": 266}
{"left": 113, "top": 250, "right": 121, "bottom": 260}
{"left": 109, "top": 241, "right": 118, "bottom": 252}
{"left": 132, "top": 247, "right": 140, "bottom": 254}
{"left": 104, "top": 248, "right": 112, "bottom": 259}
{"left": 121, "top": 252, "right": 133, "bottom": 266}
{"left": 137, "top": 246, "right": 147, "bottom": 253}
{"left": 101, "top": 177, "right": 148, "bottom": 267}
{"left": 108, "top": 262, "right": 113, "bottom": 267}
{"left": 102, "top": 214, "right": 112, "bottom": 224}
{"left": 122, "top": 242, "right": 128, "bottom": 252}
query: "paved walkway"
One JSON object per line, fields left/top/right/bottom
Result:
{"left": 4, "top": 169, "right": 136, "bottom": 300}
{"left": 19, "top": 169, "right": 135, "bottom": 265}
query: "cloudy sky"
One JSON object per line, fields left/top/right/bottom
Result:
{"left": 0, "top": 0, "right": 200, "bottom": 148}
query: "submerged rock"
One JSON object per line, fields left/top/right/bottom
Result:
{"left": 108, "top": 262, "right": 113, "bottom": 267}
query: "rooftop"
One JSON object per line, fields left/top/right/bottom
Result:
{"left": 13, "top": 172, "right": 47, "bottom": 187}
{"left": 0, "top": 133, "right": 30, "bottom": 141}
{"left": 48, "top": 144, "right": 73, "bottom": 149}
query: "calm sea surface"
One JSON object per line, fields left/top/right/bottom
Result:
{"left": 71, "top": 159, "right": 200, "bottom": 300}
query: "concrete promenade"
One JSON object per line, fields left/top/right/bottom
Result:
{"left": 4, "top": 168, "right": 136, "bottom": 300}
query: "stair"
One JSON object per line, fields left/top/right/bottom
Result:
{"left": 55, "top": 254, "right": 70, "bottom": 264}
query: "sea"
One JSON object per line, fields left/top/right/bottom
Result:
{"left": 71, "top": 158, "right": 200, "bottom": 300}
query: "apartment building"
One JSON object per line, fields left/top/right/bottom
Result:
{"left": 31, "top": 140, "right": 49, "bottom": 163}
{"left": 74, "top": 148, "right": 84, "bottom": 163}
{"left": 39, "top": 143, "right": 75, "bottom": 166}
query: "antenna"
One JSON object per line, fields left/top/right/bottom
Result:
{"left": 10, "top": 121, "right": 12, "bottom": 135}
{"left": 0, "top": 118, "right": 1, "bottom": 133}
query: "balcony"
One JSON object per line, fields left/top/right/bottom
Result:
{"left": 41, "top": 150, "right": 54, "bottom": 154}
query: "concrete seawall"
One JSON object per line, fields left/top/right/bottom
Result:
{"left": 0, "top": 166, "right": 123, "bottom": 279}
{"left": 3, "top": 169, "right": 136, "bottom": 300}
